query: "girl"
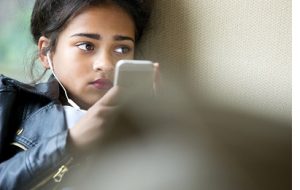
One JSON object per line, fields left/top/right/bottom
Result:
{"left": 0, "top": 0, "right": 155, "bottom": 189}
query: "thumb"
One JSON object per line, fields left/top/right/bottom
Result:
{"left": 97, "top": 86, "right": 121, "bottom": 106}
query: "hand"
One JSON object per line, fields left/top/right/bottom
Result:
{"left": 68, "top": 86, "right": 121, "bottom": 152}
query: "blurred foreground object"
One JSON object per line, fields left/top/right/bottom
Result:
{"left": 64, "top": 81, "right": 290, "bottom": 190}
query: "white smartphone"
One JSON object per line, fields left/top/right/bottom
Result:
{"left": 113, "top": 60, "right": 155, "bottom": 94}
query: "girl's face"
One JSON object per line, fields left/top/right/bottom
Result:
{"left": 44, "top": 4, "right": 135, "bottom": 109}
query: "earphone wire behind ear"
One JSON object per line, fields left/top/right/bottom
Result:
{"left": 46, "top": 51, "right": 80, "bottom": 110}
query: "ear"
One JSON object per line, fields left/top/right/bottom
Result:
{"left": 38, "top": 36, "right": 51, "bottom": 69}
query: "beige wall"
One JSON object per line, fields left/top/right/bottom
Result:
{"left": 137, "top": 0, "right": 291, "bottom": 123}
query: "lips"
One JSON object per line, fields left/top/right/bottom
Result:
{"left": 90, "top": 79, "right": 113, "bottom": 90}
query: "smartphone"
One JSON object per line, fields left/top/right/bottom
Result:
{"left": 113, "top": 60, "right": 155, "bottom": 95}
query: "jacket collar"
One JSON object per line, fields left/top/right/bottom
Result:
{"left": 1, "top": 74, "right": 60, "bottom": 101}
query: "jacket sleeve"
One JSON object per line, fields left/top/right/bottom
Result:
{"left": 0, "top": 78, "right": 19, "bottom": 162}
{"left": 0, "top": 75, "right": 76, "bottom": 189}
{"left": 0, "top": 130, "right": 75, "bottom": 190}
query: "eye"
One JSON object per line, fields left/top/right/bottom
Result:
{"left": 76, "top": 42, "right": 95, "bottom": 52}
{"left": 114, "top": 46, "right": 131, "bottom": 54}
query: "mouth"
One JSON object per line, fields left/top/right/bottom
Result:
{"left": 90, "top": 78, "right": 113, "bottom": 90}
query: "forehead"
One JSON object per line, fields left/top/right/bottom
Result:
{"left": 61, "top": 4, "right": 135, "bottom": 38}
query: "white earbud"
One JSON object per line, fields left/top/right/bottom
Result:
{"left": 46, "top": 51, "right": 80, "bottom": 110}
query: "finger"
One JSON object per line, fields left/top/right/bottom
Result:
{"left": 97, "top": 86, "right": 121, "bottom": 106}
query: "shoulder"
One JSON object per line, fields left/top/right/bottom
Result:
{"left": 0, "top": 74, "right": 62, "bottom": 122}
{"left": 0, "top": 74, "right": 21, "bottom": 91}
{"left": 0, "top": 74, "right": 60, "bottom": 101}
{"left": 0, "top": 75, "right": 34, "bottom": 93}
{"left": 0, "top": 75, "right": 59, "bottom": 120}
{"left": 0, "top": 75, "right": 65, "bottom": 148}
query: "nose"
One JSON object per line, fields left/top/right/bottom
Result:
{"left": 93, "top": 52, "right": 114, "bottom": 72}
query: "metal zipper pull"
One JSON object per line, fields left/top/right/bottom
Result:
{"left": 53, "top": 165, "right": 69, "bottom": 183}
{"left": 31, "top": 157, "right": 74, "bottom": 189}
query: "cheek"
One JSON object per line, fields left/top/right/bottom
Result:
{"left": 53, "top": 52, "right": 91, "bottom": 81}
{"left": 67, "top": 62, "right": 90, "bottom": 81}
{"left": 54, "top": 41, "right": 86, "bottom": 70}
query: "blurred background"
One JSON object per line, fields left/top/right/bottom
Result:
{"left": 137, "top": 0, "right": 291, "bottom": 189}
{"left": 0, "top": 0, "right": 34, "bottom": 82}
{"left": 137, "top": 0, "right": 291, "bottom": 125}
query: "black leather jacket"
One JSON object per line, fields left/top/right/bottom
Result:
{"left": 0, "top": 75, "right": 75, "bottom": 189}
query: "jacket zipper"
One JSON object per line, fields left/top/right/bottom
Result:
{"left": 30, "top": 157, "right": 74, "bottom": 190}
{"left": 53, "top": 165, "right": 69, "bottom": 182}
{"left": 10, "top": 142, "right": 28, "bottom": 151}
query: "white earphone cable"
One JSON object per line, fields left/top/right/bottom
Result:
{"left": 46, "top": 52, "right": 80, "bottom": 109}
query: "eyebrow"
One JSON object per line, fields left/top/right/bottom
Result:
{"left": 70, "top": 33, "right": 135, "bottom": 43}
{"left": 114, "top": 35, "right": 135, "bottom": 43}
{"left": 71, "top": 33, "right": 100, "bottom": 40}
